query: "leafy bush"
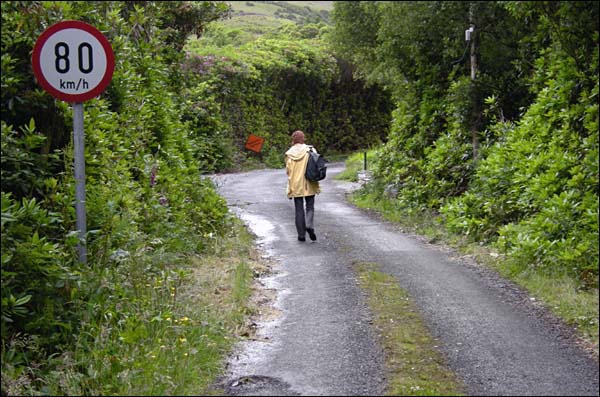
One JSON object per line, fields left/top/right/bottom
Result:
{"left": 1, "top": 2, "right": 233, "bottom": 393}
{"left": 1, "top": 191, "right": 79, "bottom": 350}
{"left": 442, "top": 45, "right": 598, "bottom": 280}
{"left": 332, "top": 1, "right": 599, "bottom": 282}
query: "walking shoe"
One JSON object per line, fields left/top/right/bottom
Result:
{"left": 298, "top": 236, "right": 306, "bottom": 242}
{"left": 306, "top": 228, "right": 317, "bottom": 241}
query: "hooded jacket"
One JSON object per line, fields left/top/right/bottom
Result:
{"left": 285, "top": 143, "right": 320, "bottom": 198}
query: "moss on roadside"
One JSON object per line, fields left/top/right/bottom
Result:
{"left": 354, "top": 262, "right": 465, "bottom": 396}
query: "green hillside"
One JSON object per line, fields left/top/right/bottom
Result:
{"left": 223, "top": 1, "right": 333, "bottom": 30}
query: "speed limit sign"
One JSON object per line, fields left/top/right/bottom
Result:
{"left": 32, "top": 20, "right": 114, "bottom": 102}
{"left": 31, "top": 21, "right": 115, "bottom": 264}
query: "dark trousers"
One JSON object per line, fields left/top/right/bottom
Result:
{"left": 294, "top": 195, "right": 315, "bottom": 238}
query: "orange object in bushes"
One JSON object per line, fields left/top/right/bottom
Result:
{"left": 245, "top": 134, "right": 265, "bottom": 153}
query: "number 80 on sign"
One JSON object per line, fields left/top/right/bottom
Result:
{"left": 32, "top": 20, "right": 114, "bottom": 103}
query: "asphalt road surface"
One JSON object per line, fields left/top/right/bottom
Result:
{"left": 212, "top": 163, "right": 599, "bottom": 396}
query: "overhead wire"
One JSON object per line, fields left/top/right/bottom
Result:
{"left": 451, "top": 38, "right": 471, "bottom": 65}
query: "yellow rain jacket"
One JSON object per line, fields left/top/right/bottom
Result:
{"left": 285, "top": 143, "right": 321, "bottom": 198}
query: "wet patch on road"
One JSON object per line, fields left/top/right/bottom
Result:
{"left": 225, "top": 375, "right": 300, "bottom": 396}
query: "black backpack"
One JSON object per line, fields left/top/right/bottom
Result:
{"left": 305, "top": 146, "right": 327, "bottom": 182}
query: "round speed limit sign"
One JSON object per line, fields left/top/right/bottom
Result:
{"left": 32, "top": 20, "right": 114, "bottom": 103}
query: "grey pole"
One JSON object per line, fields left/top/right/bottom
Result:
{"left": 73, "top": 102, "right": 87, "bottom": 264}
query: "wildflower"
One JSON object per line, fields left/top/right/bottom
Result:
{"left": 109, "top": 249, "right": 130, "bottom": 262}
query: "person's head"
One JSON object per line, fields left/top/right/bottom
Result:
{"left": 291, "top": 130, "right": 305, "bottom": 144}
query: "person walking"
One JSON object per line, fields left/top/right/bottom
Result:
{"left": 285, "top": 130, "right": 320, "bottom": 242}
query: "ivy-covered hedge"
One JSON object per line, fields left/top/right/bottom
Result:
{"left": 182, "top": 22, "right": 393, "bottom": 169}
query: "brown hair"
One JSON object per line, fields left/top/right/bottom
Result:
{"left": 291, "top": 130, "right": 305, "bottom": 144}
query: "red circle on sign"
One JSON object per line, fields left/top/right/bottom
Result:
{"left": 32, "top": 20, "right": 114, "bottom": 103}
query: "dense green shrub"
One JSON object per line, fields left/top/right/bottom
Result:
{"left": 1, "top": 1, "right": 232, "bottom": 393}
{"left": 331, "top": 1, "right": 599, "bottom": 282}
{"left": 443, "top": 46, "right": 599, "bottom": 279}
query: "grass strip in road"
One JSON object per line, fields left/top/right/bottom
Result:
{"left": 349, "top": 188, "right": 599, "bottom": 358}
{"left": 354, "top": 262, "right": 465, "bottom": 396}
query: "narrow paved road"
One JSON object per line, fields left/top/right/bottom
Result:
{"left": 213, "top": 163, "right": 599, "bottom": 396}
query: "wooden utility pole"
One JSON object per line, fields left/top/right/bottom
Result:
{"left": 468, "top": 3, "right": 479, "bottom": 163}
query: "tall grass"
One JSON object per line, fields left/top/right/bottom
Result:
{"left": 2, "top": 220, "right": 264, "bottom": 395}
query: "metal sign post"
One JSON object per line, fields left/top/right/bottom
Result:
{"left": 32, "top": 20, "right": 114, "bottom": 264}
{"left": 72, "top": 103, "right": 87, "bottom": 263}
